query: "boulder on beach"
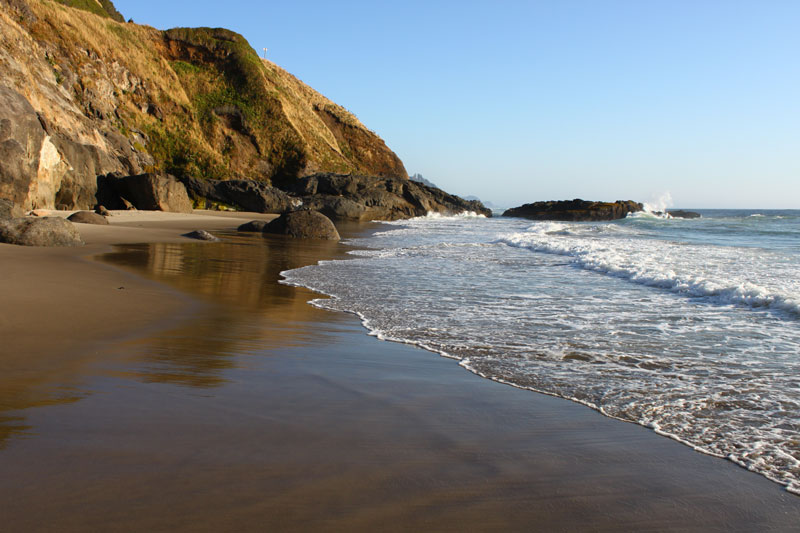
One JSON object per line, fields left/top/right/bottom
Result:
{"left": 299, "top": 195, "right": 370, "bottom": 222}
{"left": 264, "top": 210, "right": 340, "bottom": 240}
{"left": 67, "top": 211, "right": 109, "bottom": 225}
{"left": 503, "top": 199, "right": 643, "bottom": 221}
{"left": 183, "top": 230, "right": 219, "bottom": 241}
{"left": 0, "top": 217, "right": 84, "bottom": 246}
{"left": 237, "top": 220, "right": 270, "bottom": 232}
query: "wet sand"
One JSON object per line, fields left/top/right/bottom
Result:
{"left": 1, "top": 212, "right": 799, "bottom": 531}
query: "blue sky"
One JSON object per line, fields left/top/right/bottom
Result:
{"left": 114, "top": 0, "right": 800, "bottom": 208}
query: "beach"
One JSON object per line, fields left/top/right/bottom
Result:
{"left": 1, "top": 211, "right": 799, "bottom": 531}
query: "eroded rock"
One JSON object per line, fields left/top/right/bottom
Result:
{"left": 264, "top": 210, "right": 340, "bottom": 240}
{"left": 180, "top": 177, "right": 294, "bottom": 213}
{"left": 0, "top": 217, "right": 84, "bottom": 246}
{"left": 282, "top": 173, "right": 491, "bottom": 221}
{"left": 0, "top": 85, "right": 47, "bottom": 209}
{"left": 67, "top": 211, "right": 109, "bottom": 225}
{"left": 0, "top": 199, "right": 23, "bottom": 220}
{"left": 96, "top": 173, "right": 193, "bottom": 213}
{"left": 503, "top": 199, "right": 643, "bottom": 221}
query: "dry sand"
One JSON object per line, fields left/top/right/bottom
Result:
{"left": 1, "top": 210, "right": 799, "bottom": 531}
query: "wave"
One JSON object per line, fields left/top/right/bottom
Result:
{"left": 398, "top": 211, "right": 487, "bottom": 222}
{"left": 627, "top": 210, "right": 669, "bottom": 220}
{"left": 280, "top": 213, "right": 800, "bottom": 495}
{"left": 497, "top": 229, "right": 800, "bottom": 317}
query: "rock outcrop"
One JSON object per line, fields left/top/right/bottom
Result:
{"left": 284, "top": 173, "right": 492, "bottom": 221}
{"left": 96, "top": 173, "right": 193, "bottom": 213}
{"left": 67, "top": 210, "right": 108, "bottom": 224}
{"left": 0, "top": 0, "right": 408, "bottom": 212}
{"left": 0, "top": 199, "right": 23, "bottom": 220}
{"left": 237, "top": 220, "right": 270, "bottom": 232}
{"left": 180, "top": 177, "right": 294, "bottom": 213}
{"left": 0, "top": 216, "right": 84, "bottom": 246}
{"left": 264, "top": 210, "right": 340, "bottom": 241}
{"left": 667, "top": 210, "right": 701, "bottom": 219}
{"left": 503, "top": 199, "right": 643, "bottom": 221}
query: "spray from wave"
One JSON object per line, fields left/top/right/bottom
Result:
{"left": 643, "top": 191, "right": 673, "bottom": 214}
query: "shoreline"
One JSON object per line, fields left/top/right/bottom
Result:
{"left": 1, "top": 210, "right": 799, "bottom": 530}
{"left": 288, "top": 260, "right": 800, "bottom": 498}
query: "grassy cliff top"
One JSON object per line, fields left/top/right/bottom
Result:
{"left": 5, "top": 0, "right": 406, "bottom": 189}
{"left": 53, "top": 0, "right": 124, "bottom": 22}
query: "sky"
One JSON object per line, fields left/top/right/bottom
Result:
{"left": 114, "top": 0, "right": 800, "bottom": 208}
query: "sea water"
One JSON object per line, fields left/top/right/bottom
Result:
{"left": 281, "top": 209, "right": 800, "bottom": 493}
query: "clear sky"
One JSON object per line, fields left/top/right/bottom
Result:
{"left": 114, "top": 0, "right": 799, "bottom": 208}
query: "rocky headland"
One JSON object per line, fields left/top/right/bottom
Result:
{"left": 0, "top": 0, "right": 488, "bottom": 239}
{"left": 503, "top": 199, "right": 644, "bottom": 221}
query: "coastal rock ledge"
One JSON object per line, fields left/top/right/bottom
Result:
{"left": 503, "top": 199, "right": 643, "bottom": 221}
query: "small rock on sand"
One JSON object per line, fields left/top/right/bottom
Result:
{"left": 237, "top": 220, "right": 269, "bottom": 232}
{"left": 68, "top": 211, "right": 109, "bottom": 225}
{"left": 183, "top": 230, "right": 219, "bottom": 241}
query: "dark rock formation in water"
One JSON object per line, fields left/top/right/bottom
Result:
{"left": 667, "top": 210, "right": 701, "bottom": 219}
{"left": 283, "top": 173, "right": 492, "bottom": 221}
{"left": 264, "top": 210, "right": 340, "bottom": 241}
{"left": 0, "top": 217, "right": 84, "bottom": 246}
{"left": 503, "top": 199, "right": 643, "bottom": 221}
{"left": 67, "top": 211, "right": 109, "bottom": 225}
{"left": 96, "top": 173, "right": 193, "bottom": 213}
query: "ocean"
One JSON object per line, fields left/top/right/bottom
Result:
{"left": 282, "top": 208, "right": 800, "bottom": 494}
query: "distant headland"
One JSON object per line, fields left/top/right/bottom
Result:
{"left": 503, "top": 199, "right": 700, "bottom": 221}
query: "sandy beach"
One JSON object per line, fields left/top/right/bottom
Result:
{"left": 1, "top": 211, "right": 799, "bottom": 531}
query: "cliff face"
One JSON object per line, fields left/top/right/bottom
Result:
{"left": 0, "top": 0, "right": 407, "bottom": 210}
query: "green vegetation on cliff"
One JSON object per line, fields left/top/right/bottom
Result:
{"left": 162, "top": 27, "right": 308, "bottom": 185}
{"left": 0, "top": 0, "right": 407, "bottom": 209}
{"left": 53, "top": 0, "right": 124, "bottom": 22}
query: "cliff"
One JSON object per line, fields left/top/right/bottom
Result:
{"left": 0, "top": 0, "right": 408, "bottom": 211}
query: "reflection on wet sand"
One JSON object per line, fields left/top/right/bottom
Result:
{"left": 98, "top": 232, "right": 352, "bottom": 388}
{"left": 0, "top": 388, "right": 86, "bottom": 449}
{"left": 0, "top": 228, "right": 358, "bottom": 444}
{"left": 3, "top": 224, "right": 800, "bottom": 530}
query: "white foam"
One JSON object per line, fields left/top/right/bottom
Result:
{"left": 385, "top": 211, "right": 487, "bottom": 224}
{"left": 497, "top": 227, "right": 800, "bottom": 317}
{"left": 643, "top": 191, "right": 673, "bottom": 214}
{"left": 279, "top": 212, "right": 800, "bottom": 495}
